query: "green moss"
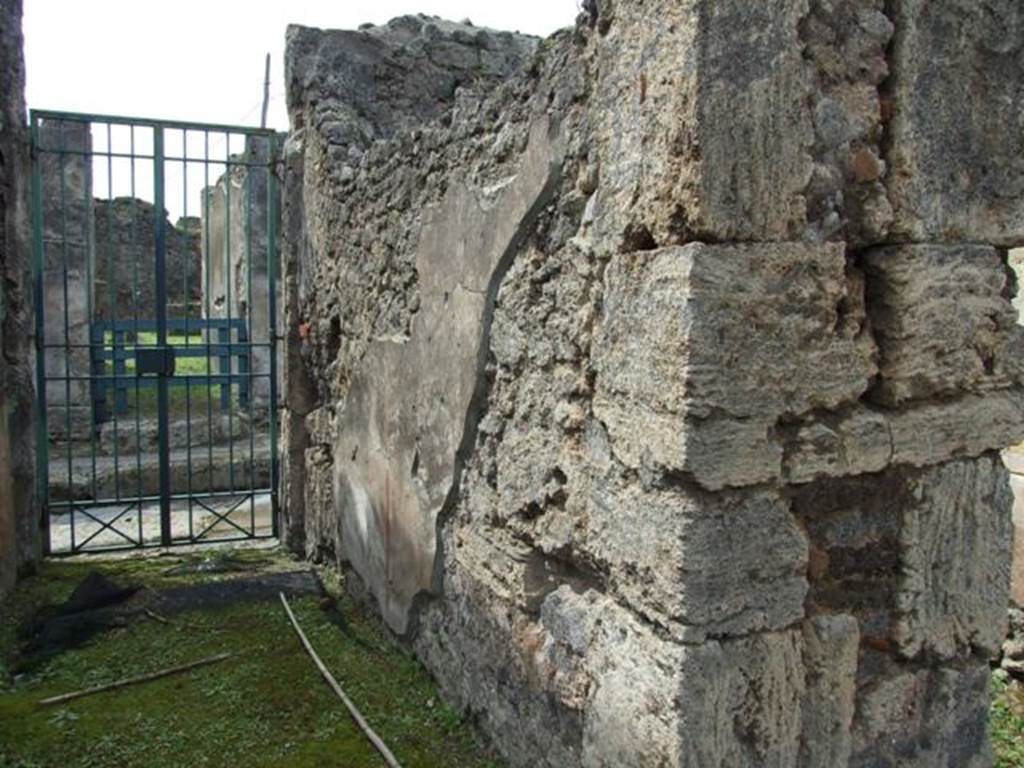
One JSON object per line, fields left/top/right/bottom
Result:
{"left": 993, "top": 672, "right": 1024, "bottom": 768}
{"left": 0, "top": 551, "right": 501, "bottom": 768}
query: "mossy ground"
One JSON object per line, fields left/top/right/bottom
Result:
{"left": 0, "top": 548, "right": 501, "bottom": 768}
{"left": 993, "top": 672, "right": 1024, "bottom": 768}
{"left": 5, "top": 549, "right": 1020, "bottom": 767}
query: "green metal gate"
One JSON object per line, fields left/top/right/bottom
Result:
{"left": 30, "top": 110, "right": 280, "bottom": 555}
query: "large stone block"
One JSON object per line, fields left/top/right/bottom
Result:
{"left": 584, "top": 476, "right": 808, "bottom": 641}
{"left": 592, "top": 0, "right": 894, "bottom": 246}
{"left": 864, "top": 244, "right": 1024, "bottom": 406}
{"left": 885, "top": 0, "right": 1024, "bottom": 245}
{"left": 850, "top": 660, "right": 993, "bottom": 768}
{"left": 894, "top": 456, "right": 1012, "bottom": 659}
{"left": 671, "top": 631, "right": 806, "bottom": 768}
{"left": 794, "top": 456, "right": 1012, "bottom": 660}
{"left": 799, "top": 615, "right": 859, "bottom": 768}
{"left": 593, "top": 242, "right": 875, "bottom": 489}
{"left": 532, "top": 587, "right": 806, "bottom": 768}
{"left": 592, "top": 0, "right": 813, "bottom": 244}
{"left": 783, "top": 390, "right": 1024, "bottom": 484}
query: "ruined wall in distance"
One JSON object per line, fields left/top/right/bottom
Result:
{"left": 93, "top": 198, "right": 202, "bottom": 321}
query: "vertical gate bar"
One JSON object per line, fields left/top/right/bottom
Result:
{"left": 154, "top": 126, "right": 172, "bottom": 547}
{"left": 203, "top": 131, "right": 214, "bottom": 502}
{"left": 105, "top": 122, "right": 121, "bottom": 504}
{"left": 218, "top": 325, "right": 229, "bottom": 410}
{"left": 58, "top": 122, "right": 75, "bottom": 552}
{"left": 30, "top": 115, "right": 52, "bottom": 555}
{"left": 267, "top": 138, "right": 280, "bottom": 537}
{"left": 183, "top": 136, "right": 194, "bottom": 541}
{"left": 245, "top": 137, "right": 255, "bottom": 534}
{"left": 85, "top": 121, "right": 98, "bottom": 506}
{"left": 224, "top": 131, "right": 235, "bottom": 501}
{"left": 130, "top": 126, "right": 143, "bottom": 545}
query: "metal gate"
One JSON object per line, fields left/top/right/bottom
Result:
{"left": 30, "top": 110, "right": 280, "bottom": 555}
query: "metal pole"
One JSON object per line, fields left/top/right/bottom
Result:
{"left": 260, "top": 54, "right": 271, "bottom": 129}
{"left": 154, "top": 126, "right": 172, "bottom": 546}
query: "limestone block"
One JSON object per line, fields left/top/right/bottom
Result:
{"left": 783, "top": 409, "right": 891, "bottom": 484}
{"left": 794, "top": 457, "right": 1012, "bottom": 660}
{"left": 888, "top": 391, "right": 1024, "bottom": 468}
{"left": 799, "top": 615, "right": 859, "bottom": 768}
{"left": 584, "top": 477, "right": 808, "bottom": 640}
{"left": 594, "top": 243, "right": 875, "bottom": 489}
{"left": 537, "top": 589, "right": 804, "bottom": 768}
{"left": 591, "top": 0, "right": 813, "bottom": 244}
{"left": 886, "top": 0, "right": 1024, "bottom": 245}
{"left": 894, "top": 456, "right": 1012, "bottom": 659}
{"left": 592, "top": 0, "right": 897, "bottom": 245}
{"left": 864, "top": 244, "right": 1024, "bottom": 406}
{"left": 671, "top": 631, "right": 805, "bottom": 768}
{"left": 850, "top": 661, "right": 993, "bottom": 767}
{"left": 783, "top": 390, "right": 1024, "bottom": 484}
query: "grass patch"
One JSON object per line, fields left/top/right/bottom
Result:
{"left": 993, "top": 671, "right": 1024, "bottom": 768}
{"left": 1, "top": 551, "right": 500, "bottom": 768}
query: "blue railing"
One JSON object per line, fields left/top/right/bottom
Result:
{"left": 90, "top": 318, "right": 250, "bottom": 423}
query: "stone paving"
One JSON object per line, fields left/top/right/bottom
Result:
{"left": 46, "top": 491, "right": 274, "bottom": 554}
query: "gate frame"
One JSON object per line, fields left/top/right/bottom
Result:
{"left": 30, "top": 109, "right": 281, "bottom": 555}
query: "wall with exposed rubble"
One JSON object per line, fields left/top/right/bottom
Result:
{"left": 93, "top": 198, "right": 202, "bottom": 321}
{"left": 0, "top": 0, "right": 37, "bottom": 597}
{"left": 284, "top": 4, "right": 1024, "bottom": 765}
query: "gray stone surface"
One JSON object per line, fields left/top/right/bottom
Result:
{"left": 581, "top": 478, "right": 808, "bottom": 641}
{"left": 588, "top": 0, "right": 895, "bottom": 247}
{"left": 894, "top": 456, "right": 1013, "bottom": 660}
{"left": 794, "top": 456, "right": 1011, "bottom": 660}
{"left": 593, "top": 242, "right": 876, "bottom": 490}
{"left": 283, "top": 4, "right": 1022, "bottom": 766}
{"left": 799, "top": 615, "right": 859, "bottom": 768}
{"left": 885, "top": 0, "right": 1024, "bottom": 246}
{"left": 0, "top": 0, "right": 36, "bottom": 597}
{"left": 850, "top": 659, "right": 993, "bottom": 768}
{"left": 864, "top": 244, "right": 1024, "bottom": 406}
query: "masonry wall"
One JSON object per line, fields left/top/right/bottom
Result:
{"left": 285, "top": 4, "right": 1024, "bottom": 765}
{"left": 93, "top": 198, "right": 201, "bottom": 321}
{"left": 202, "top": 139, "right": 281, "bottom": 408}
{"left": 0, "top": 0, "right": 37, "bottom": 597}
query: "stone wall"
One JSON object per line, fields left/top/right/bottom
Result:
{"left": 93, "top": 198, "right": 201, "bottom": 321}
{"left": 0, "top": 0, "right": 37, "bottom": 597}
{"left": 202, "top": 138, "right": 280, "bottom": 408}
{"left": 36, "top": 118, "right": 93, "bottom": 440}
{"left": 285, "top": 4, "right": 1024, "bottom": 766}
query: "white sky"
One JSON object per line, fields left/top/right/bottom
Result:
{"left": 23, "top": 1, "right": 580, "bottom": 132}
